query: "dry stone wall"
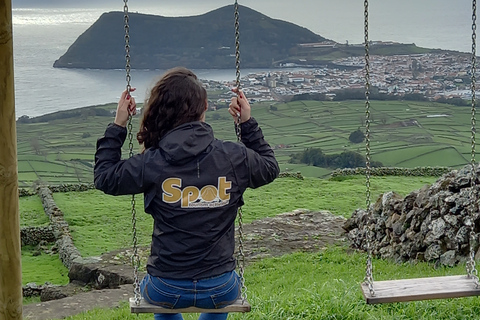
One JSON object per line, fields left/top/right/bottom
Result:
{"left": 344, "top": 165, "right": 480, "bottom": 267}
{"left": 21, "top": 226, "right": 55, "bottom": 246}
{"left": 37, "top": 186, "right": 83, "bottom": 269}
{"left": 24, "top": 185, "right": 135, "bottom": 300}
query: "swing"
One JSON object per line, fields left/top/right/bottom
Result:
{"left": 121, "top": 0, "right": 251, "bottom": 313}
{"left": 360, "top": 0, "right": 480, "bottom": 304}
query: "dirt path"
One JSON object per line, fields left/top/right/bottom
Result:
{"left": 23, "top": 209, "right": 347, "bottom": 320}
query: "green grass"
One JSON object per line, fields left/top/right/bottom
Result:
{"left": 15, "top": 97, "right": 479, "bottom": 317}
{"left": 46, "top": 175, "right": 436, "bottom": 259}
{"left": 19, "top": 195, "right": 48, "bottom": 226}
{"left": 20, "top": 175, "right": 437, "bottom": 284}
{"left": 15, "top": 99, "right": 478, "bottom": 185}
{"left": 242, "top": 175, "right": 435, "bottom": 220}
{"left": 20, "top": 175, "right": 480, "bottom": 318}
{"left": 22, "top": 246, "right": 69, "bottom": 286}
{"left": 62, "top": 248, "right": 480, "bottom": 320}
{"left": 53, "top": 190, "right": 151, "bottom": 257}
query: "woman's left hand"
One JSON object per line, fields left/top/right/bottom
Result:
{"left": 114, "top": 88, "right": 137, "bottom": 127}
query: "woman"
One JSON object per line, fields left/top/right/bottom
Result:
{"left": 94, "top": 67, "right": 279, "bottom": 320}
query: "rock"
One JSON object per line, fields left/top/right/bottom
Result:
{"left": 40, "top": 282, "right": 88, "bottom": 302}
{"left": 440, "top": 250, "right": 457, "bottom": 267}
{"left": 241, "top": 210, "right": 347, "bottom": 260}
{"left": 23, "top": 283, "right": 42, "bottom": 298}
{"left": 41, "top": 286, "right": 68, "bottom": 302}
{"left": 424, "top": 218, "right": 446, "bottom": 244}
{"left": 69, "top": 262, "right": 135, "bottom": 289}
{"left": 425, "top": 244, "right": 442, "bottom": 261}
{"left": 345, "top": 164, "right": 480, "bottom": 267}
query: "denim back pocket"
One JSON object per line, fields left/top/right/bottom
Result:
{"left": 210, "top": 275, "right": 241, "bottom": 309}
{"left": 143, "top": 277, "right": 181, "bottom": 309}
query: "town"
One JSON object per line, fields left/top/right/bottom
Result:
{"left": 206, "top": 52, "right": 475, "bottom": 105}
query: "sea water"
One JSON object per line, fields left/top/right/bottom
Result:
{"left": 11, "top": 0, "right": 475, "bottom": 118}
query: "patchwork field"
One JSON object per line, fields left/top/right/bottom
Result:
{"left": 16, "top": 99, "right": 475, "bottom": 187}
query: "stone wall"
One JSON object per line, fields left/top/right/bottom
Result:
{"left": 37, "top": 186, "right": 83, "bottom": 269}
{"left": 19, "top": 188, "right": 36, "bottom": 197}
{"left": 331, "top": 166, "right": 452, "bottom": 178}
{"left": 25, "top": 185, "right": 132, "bottom": 300}
{"left": 48, "top": 183, "right": 95, "bottom": 193}
{"left": 344, "top": 165, "right": 480, "bottom": 267}
{"left": 21, "top": 226, "right": 56, "bottom": 246}
{"left": 278, "top": 171, "right": 304, "bottom": 179}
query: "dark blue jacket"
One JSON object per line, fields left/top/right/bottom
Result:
{"left": 94, "top": 118, "right": 279, "bottom": 279}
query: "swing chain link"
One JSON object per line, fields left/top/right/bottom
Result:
{"left": 472, "top": 0, "right": 477, "bottom": 168}
{"left": 237, "top": 207, "right": 248, "bottom": 303}
{"left": 233, "top": 0, "right": 248, "bottom": 303}
{"left": 467, "top": 0, "right": 480, "bottom": 288}
{"left": 234, "top": 0, "right": 242, "bottom": 140}
{"left": 124, "top": 0, "right": 132, "bottom": 94}
{"left": 124, "top": 0, "right": 141, "bottom": 305}
{"left": 234, "top": 0, "right": 241, "bottom": 90}
{"left": 363, "top": 0, "right": 375, "bottom": 297}
{"left": 131, "top": 194, "right": 141, "bottom": 303}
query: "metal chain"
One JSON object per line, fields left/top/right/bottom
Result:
{"left": 237, "top": 207, "right": 248, "bottom": 303}
{"left": 123, "top": 0, "right": 141, "bottom": 305}
{"left": 363, "top": 0, "right": 375, "bottom": 297}
{"left": 472, "top": 0, "right": 477, "bottom": 168}
{"left": 233, "top": 0, "right": 247, "bottom": 303}
{"left": 124, "top": 0, "right": 132, "bottom": 94}
{"left": 234, "top": 0, "right": 242, "bottom": 140}
{"left": 234, "top": 0, "right": 241, "bottom": 90}
{"left": 467, "top": 0, "right": 480, "bottom": 288}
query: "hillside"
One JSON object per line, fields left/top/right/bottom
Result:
{"left": 15, "top": 99, "right": 474, "bottom": 187}
{"left": 53, "top": 5, "right": 326, "bottom": 69}
{"left": 53, "top": 5, "right": 447, "bottom": 70}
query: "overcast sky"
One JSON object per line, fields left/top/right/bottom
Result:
{"left": 11, "top": 0, "right": 475, "bottom": 52}
{"left": 11, "top": 0, "right": 342, "bottom": 41}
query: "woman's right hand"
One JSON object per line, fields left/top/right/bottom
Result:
{"left": 229, "top": 88, "right": 251, "bottom": 123}
{"left": 114, "top": 88, "right": 137, "bottom": 127}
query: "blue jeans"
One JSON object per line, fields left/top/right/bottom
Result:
{"left": 140, "top": 270, "right": 241, "bottom": 320}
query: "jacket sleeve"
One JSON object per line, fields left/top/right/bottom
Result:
{"left": 239, "top": 117, "right": 280, "bottom": 188}
{"left": 94, "top": 123, "right": 150, "bottom": 195}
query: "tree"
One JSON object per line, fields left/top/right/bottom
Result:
{"left": 349, "top": 129, "right": 365, "bottom": 144}
{"left": 289, "top": 148, "right": 383, "bottom": 169}
{"left": 17, "top": 115, "right": 30, "bottom": 123}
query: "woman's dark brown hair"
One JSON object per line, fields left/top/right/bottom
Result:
{"left": 137, "top": 67, "right": 207, "bottom": 150}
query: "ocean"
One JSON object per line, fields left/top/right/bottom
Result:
{"left": 11, "top": 0, "right": 477, "bottom": 118}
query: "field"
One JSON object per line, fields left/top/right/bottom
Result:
{"left": 19, "top": 175, "right": 438, "bottom": 285}
{"left": 15, "top": 99, "right": 475, "bottom": 187}
{"left": 20, "top": 175, "right": 480, "bottom": 319}
{"left": 16, "top": 99, "right": 480, "bottom": 318}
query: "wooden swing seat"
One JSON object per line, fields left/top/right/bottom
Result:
{"left": 130, "top": 297, "right": 251, "bottom": 314}
{"left": 361, "top": 275, "right": 480, "bottom": 304}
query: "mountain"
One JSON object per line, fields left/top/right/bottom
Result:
{"left": 53, "top": 5, "right": 327, "bottom": 69}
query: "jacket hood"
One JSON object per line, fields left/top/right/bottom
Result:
{"left": 158, "top": 121, "right": 214, "bottom": 165}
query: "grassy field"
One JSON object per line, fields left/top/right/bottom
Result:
{"left": 24, "top": 174, "right": 480, "bottom": 320}
{"left": 20, "top": 175, "right": 437, "bottom": 286}
{"left": 18, "top": 164, "right": 480, "bottom": 318}
{"left": 17, "top": 98, "right": 480, "bottom": 318}
{"left": 16, "top": 99, "right": 475, "bottom": 187}
{"left": 60, "top": 249, "right": 480, "bottom": 320}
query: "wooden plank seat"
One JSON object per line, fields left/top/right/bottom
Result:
{"left": 361, "top": 275, "right": 480, "bottom": 304}
{"left": 130, "top": 297, "right": 251, "bottom": 313}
